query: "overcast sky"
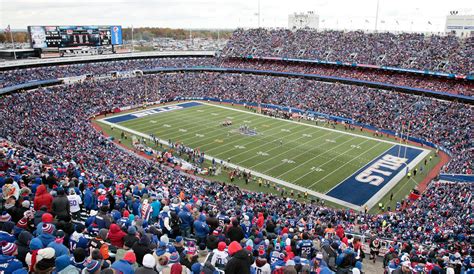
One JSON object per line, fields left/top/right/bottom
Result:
{"left": 1, "top": 0, "right": 472, "bottom": 32}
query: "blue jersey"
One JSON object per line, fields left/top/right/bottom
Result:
{"left": 306, "top": 222, "right": 314, "bottom": 230}
{"left": 217, "top": 214, "right": 229, "bottom": 226}
{"left": 287, "top": 218, "right": 296, "bottom": 228}
{"left": 270, "top": 251, "right": 285, "bottom": 270}
{"left": 297, "top": 240, "right": 313, "bottom": 259}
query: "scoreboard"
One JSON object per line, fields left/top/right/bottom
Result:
{"left": 28, "top": 25, "right": 123, "bottom": 49}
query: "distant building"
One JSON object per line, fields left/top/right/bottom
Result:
{"left": 445, "top": 12, "right": 473, "bottom": 37}
{"left": 288, "top": 12, "right": 319, "bottom": 29}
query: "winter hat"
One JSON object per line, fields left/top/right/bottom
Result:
{"left": 123, "top": 251, "right": 137, "bottom": 264}
{"left": 42, "top": 223, "right": 54, "bottom": 234}
{"left": 175, "top": 236, "right": 183, "bottom": 244}
{"left": 163, "top": 206, "right": 170, "bottom": 212}
{"left": 29, "top": 238, "right": 43, "bottom": 250}
{"left": 160, "top": 234, "right": 169, "bottom": 244}
{"left": 191, "top": 263, "right": 201, "bottom": 274}
{"left": 1, "top": 221, "right": 15, "bottom": 233}
{"left": 0, "top": 212, "right": 11, "bottom": 222}
{"left": 36, "top": 247, "right": 56, "bottom": 271}
{"left": 1, "top": 241, "right": 18, "bottom": 255}
{"left": 127, "top": 226, "right": 137, "bottom": 235}
{"left": 286, "top": 260, "right": 296, "bottom": 266}
{"left": 169, "top": 252, "right": 180, "bottom": 263}
{"left": 42, "top": 213, "right": 54, "bottom": 223}
{"left": 142, "top": 254, "right": 156, "bottom": 268}
{"left": 168, "top": 246, "right": 177, "bottom": 254}
{"left": 12, "top": 269, "right": 28, "bottom": 274}
{"left": 228, "top": 241, "right": 243, "bottom": 256}
{"left": 187, "top": 246, "right": 197, "bottom": 255}
{"left": 156, "top": 255, "right": 168, "bottom": 267}
{"left": 123, "top": 210, "right": 130, "bottom": 218}
{"left": 55, "top": 255, "right": 71, "bottom": 272}
{"left": 16, "top": 217, "right": 28, "bottom": 229}
{"left": 171, "top": 263, "right": 183, "bottom": 274}
{"left": 218, "top": 242, "right": 227, "bottom": 251}
{"left": 86, "top": 260, "right": 101, "bottom": 273}
{"left": 21, "top": 200, "right": 30, "bottom": 208}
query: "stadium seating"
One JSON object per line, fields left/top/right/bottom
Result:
{"left": 0, "top": 49, "right": 472, "bottom": 273}
{"left": 224, "top": 28, "right": 474, "bottom": 75}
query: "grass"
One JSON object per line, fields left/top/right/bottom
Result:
{"left": 95, "top": 101, "right": 437, "bottom": 211}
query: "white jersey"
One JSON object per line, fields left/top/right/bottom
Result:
{"left": 211, "top": 250, "right": 229, "bottom": 268}
{"left": 68, "top": 194, "right": 82, "bottom": 213}
{"left": 251, "top": 262, "right": 271, "bottom": 274}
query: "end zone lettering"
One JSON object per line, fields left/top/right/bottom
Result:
{"left": 132, "top": 105, "right": 183, "bottom": 118}
{"left": 326, "top": 145, "right": 425, "bottom": 206}
{"left": 355, "top": 155, "right": 407, "bottom": 186}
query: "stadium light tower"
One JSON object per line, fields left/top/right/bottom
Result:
{"left": 374, "top": 0, "right": 380, "bottom": 31}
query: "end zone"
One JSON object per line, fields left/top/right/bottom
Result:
{"left": 326, "top": 145, "right": 430, "bottom": 209}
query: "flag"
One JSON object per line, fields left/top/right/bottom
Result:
{"left": 396, "top": 20, "right": 399, "bottom": 25}
{"left": 428, "top": 21, "right": 432, "bottom": 25}
{"left": 381, "top": 20, "right": 386, "bottom": 23}
{"left": 365, "top": 19, "right": 370, "bottom": 23}
{"left": 4, "top": 25, "right": 10, "bottom": 33}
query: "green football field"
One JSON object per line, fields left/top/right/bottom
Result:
{"left": 98, "top": 101, "right": 431, "bottom": 210}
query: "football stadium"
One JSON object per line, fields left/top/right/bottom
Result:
{"left": 0, "top": 1, "right": 473, "bottom": 274}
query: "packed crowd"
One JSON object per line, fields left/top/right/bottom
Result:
{"left": 0, "top": 132, "right": 472, "bottom": 274}
{"left": 1, "top": 53, "right": 472, "bottom": 99}
{"left": 0, "top": 57, "right": 217, "bottom": 89}
{"left": 224, "top": 29, "right": 474, "bottom": 75}
{"left": 222, "top": 59, "right": 474, "bottom": 96}
{"left": 0, "top": 71, "right": 472, "bottom": 273}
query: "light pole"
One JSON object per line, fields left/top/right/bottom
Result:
{"left": 374, "top": 0, "right": 380, "bottom": 32}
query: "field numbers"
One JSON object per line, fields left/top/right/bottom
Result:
{"left": 262, "top": 124, "right": 271, "bottom": 128}
{"left": 350, "top": 145, "right": 361, "bottom": 149}
{"left": 257, "top": 151, "right": 269, "bottom": 156}
{"left": 211, "top": 113, "right": 219, "bottom": 116}
{"left": 195, "top": 134, "right": 205, "bottom": 137}
{"left": 234, "top": 145, "right": 246, "bottom": 149}
{"left": 179, "top": 129, "right": 187, "bottom": 132}
{"left": 311, "top": 166, "right": 324, "bottom": 172}
{"left": 282, "top": 159, "right": 296, "bottom": 164}
{"left": 325, "top": 139, "right": 336, "bottom": 143}
{"left": 150, "top": 120, "right": 157, "bottom": 124}
{"left": 215, "top": 139, "right": 224, "bottom": 143}
{"left": 302, "top": 134, "right": 312, "bottom": 137}
{"left": 243, "top": 120, "right": 251, "bottom": 123}
{"left": 226, "top": 116, "right": 234, "bottom": 119}
{"left": 197, "top": 110, "right": 204, "bottom": 112}
{"left": 281, "top": 129, "right": 291, "bottom": 132}
{"left": 163, "top": 124, "right": 171, "bottom": 128}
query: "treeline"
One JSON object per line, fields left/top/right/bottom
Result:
{"left": 0, "top": 32, "right": 29, "bottom": 43}
{"left": 0, "top": 28, "right": 234, "bottom": 44}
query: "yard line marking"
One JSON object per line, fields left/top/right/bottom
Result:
{"left": 129, "top": 107, "right": 248, "bottom": 134}
{"left": 199, "top": 101, "right": 429, "bottom": 152}
{"left": 308, "top": 141, "right": 384, "bottom": 189}
{"left": 98, "top": 117, "right": 378, "bottom": 211}
{"left": 294, "top": 139, "right": 375, "bottom": 186}
{"left": 242, "top": 130, "right": 335, "bottom": 168}
{"left": 267, "top": 134, "right": 355, "bottom": 175}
